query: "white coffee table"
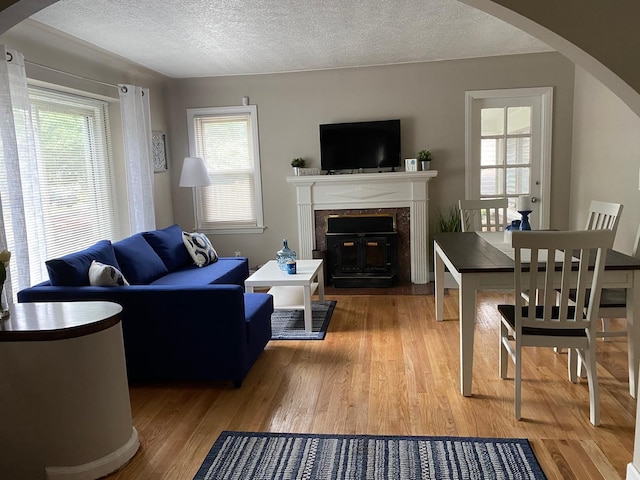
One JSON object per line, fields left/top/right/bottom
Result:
{"left": 245, "top": 259, "right": 325, "bottom": 332}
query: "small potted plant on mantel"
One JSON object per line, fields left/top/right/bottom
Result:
{"left": 417, "top": 149, "right": 432, "bottom": 171}
{"left": 291, "top": 157, "right": 306, "bottom": 176}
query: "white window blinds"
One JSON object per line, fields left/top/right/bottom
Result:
{"left": 188, "top": 106, "right": 264, "bottom": 232}
{"left": 27, "top": 87, "right": 118, "bottom": 259}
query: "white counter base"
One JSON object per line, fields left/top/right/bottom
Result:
{"left": 46, "top": 428, "right": 139, "bottom": 480}
{"left": 0, "top": 302, "right": 138, "bottom": 480}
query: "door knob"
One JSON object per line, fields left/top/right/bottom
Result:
{"left": 531, "top": 197, "right": 538, "bottom": 203}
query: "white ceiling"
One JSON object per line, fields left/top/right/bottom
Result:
{"left": 29, "top": 0, "right": 553, "bottom": 79}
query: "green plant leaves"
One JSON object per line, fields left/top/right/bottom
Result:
{"left": 436, "top": 205, "right": 462, "bottom": 232}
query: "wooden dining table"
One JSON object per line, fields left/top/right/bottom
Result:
{"left": 433, "top": 231, "right": 640, "bottom": 398}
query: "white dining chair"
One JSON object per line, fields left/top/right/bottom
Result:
{"left": 498, "top": 229, "right": 614, "bottom": 426}
{"left": 585, "top": 200, "right": 623, "bottom": 233}
{"left": 556, "top": 200, "right": 624, "bottom": 355}
{"left": 458, "top": 198, "right": 508, "bottom": 232}
{"left": 583, "top": 201, "right": 624, "bottom": 339}
{"left": 580, "top": 224, "right": 640, "bottom": 346}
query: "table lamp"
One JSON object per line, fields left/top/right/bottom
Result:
{"left": 180, "top": 157, "right": 211, "bottom": 228}
{"left": 179, "top": 157, "right": 211, "bottom": 188}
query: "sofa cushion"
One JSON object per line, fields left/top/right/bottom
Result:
{"left": 89, "top": 260, "right": 129, "bottom": 286}
{"left": 150, "top": 257, "right": 249, "bottom": 287}
{"left": 183, "top": 231, "right": 218, "bottom": 267}
{"left": 113, "top": 234, "right": 168, "bottom": 285}
{"left": 142, "top": 224, "right": 192, "bottom": 271}
{"left": 46, "top": 240, "right": 120, "bottom": 286}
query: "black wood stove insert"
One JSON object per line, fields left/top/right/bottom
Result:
{"left": 325, "top": 214, "right": 398, "bottom": 288}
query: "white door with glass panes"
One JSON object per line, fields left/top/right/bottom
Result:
{"left": 465, "top": 88, "right": 553, "bottom": 230}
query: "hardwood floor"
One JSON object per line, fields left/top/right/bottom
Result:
{"left": 107, "top": 290, "right": 636, "bottom": 479}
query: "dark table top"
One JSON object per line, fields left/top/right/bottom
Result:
{"left": 433, "top": 231, "right": 640, "bottom": 274}
{"left": 0, "top": 301, "right": 122, "bottom": 342}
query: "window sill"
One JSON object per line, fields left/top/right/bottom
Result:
{"left": 200, "top": 226, "right": 266, "bottom": 235}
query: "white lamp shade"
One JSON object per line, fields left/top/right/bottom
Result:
{"left": 179, "top": 157, "right": 211, "bottom": 187}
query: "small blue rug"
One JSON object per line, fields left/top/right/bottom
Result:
{"left": 270, "top": 300, "right": 336, "bottom": 340}
{"left": 194, "top": 431, "right": 547, "bottom": 480}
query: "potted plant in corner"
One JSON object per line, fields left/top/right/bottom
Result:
{"left": 417, "top": 149, "right": 432, "bottom": 171}
{"left": 291, "top": 157, "right": 306, "bottom": 176}
{"left": 436, "top": 204, "right": 462, "bottom": 233}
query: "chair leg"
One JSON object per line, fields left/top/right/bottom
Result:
{"left": 554, "top": 291, "right": 565, "bottom": 354}
{"left": 499, "top": 322, "right": 508, "bottom": 379}
{"left": 514, "top": 341, "right": 522, "bottom": 420}
{"left": 600, "top": 318, "right": 611, "bottom": 341}
{"left": 567, "top": 348, "right": 577, "bottom": 383}
{"left": 578, "top": 352, "right": 587, "bottom": 379}
{"left": 583, "top": 347, "right": 600, "bottom": 426}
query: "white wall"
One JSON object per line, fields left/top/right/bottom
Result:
{"left": 570, "top": 66, "right": 640, "bottom": 254}
{"left": 166, "top": 52, "right": 575, "bottom": 267}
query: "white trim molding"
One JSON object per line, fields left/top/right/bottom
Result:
{"left": 465, "top": 86, "right": 553, "bottom": 230}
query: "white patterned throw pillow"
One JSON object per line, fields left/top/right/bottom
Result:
{"left": 182, "top": 231, "right": 219, "bottom": 267}
{"left": 88, "top": 260, "right": 129, "bottom": 286}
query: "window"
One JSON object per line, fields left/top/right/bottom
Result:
{"left": 479, "top": 106, "right": 532, "bottom": 202}
{"left": 0, "top": 86, "right": 119, "bottom": 293}
{"left": 187, "top": 106, "right": 264, "bottom": 233}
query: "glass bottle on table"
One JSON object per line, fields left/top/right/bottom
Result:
{"left": 276, "top": 239, "right": 297, "bottom": 271}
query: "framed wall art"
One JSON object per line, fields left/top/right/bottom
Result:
{"left": 152, "top": 131, "right": 168, "bottom": 172}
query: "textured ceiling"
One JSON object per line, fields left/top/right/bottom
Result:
{"left": 29, "top": 0, "right": 553, "bottom": 78}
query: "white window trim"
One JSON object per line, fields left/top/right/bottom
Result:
{"left": 186, "top": 105, "right": 265, "bottom": 234}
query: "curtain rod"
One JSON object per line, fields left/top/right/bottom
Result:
{"left": 25, "top": 59, "right": 120, "bottom": 90}
{"left": 5, "top": 51, "right": 120, "bottom": 90}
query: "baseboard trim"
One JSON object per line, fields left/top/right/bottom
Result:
{"left": 46, "top": 427, "right": 139, "bottom": 480}
{"left": 627, "top": 462, "right": 640, "bottom": 480}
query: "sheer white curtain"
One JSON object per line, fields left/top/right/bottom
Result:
{"left": 119, "top": 84, "right": 156, "bottom": 233}
{"left": 0, "top": 45, "right": 47, "bottom": 303}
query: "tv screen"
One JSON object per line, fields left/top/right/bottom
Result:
{"left": 320, "top": 119, "right": 401, "bottom": 172}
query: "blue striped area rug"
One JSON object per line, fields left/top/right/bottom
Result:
{"left": 270, "top": 300, "right": 336, "bottom": 340}
{"left": 193, "top": 431, "right": 546, "bottom": 480}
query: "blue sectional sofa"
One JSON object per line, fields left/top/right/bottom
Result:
{"left": 18, "top": 224, "right": 273, "bottom": 387}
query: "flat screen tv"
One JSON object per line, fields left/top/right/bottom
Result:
{"left": 320, "top": 119, "right": 401, "bottom": 172}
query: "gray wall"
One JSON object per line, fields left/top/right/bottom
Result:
{"left": 0, "top": 21, "right": 580, "bottom": 273}
{"left": 0, "top": 20, "right": 174, "bottom": 237}
{"left": 167, "top": 52, "right": 575, "bottom": 267}
{"left": 570, "top": 66, "right": 640, "bottom": 254}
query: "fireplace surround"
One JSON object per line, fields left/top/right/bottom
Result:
{"left": 287, "top": 171, "right": 437, "bottom": 284}
{"left": 325, "top": 214, "right": 399, "bottom": 287}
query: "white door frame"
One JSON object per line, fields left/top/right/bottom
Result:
{"left": 465, "top": 87, "right": 553, "bottom": 229}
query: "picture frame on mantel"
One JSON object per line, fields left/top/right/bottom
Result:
{"left": 152, "top": 131, "right": 168, "bottom": 173}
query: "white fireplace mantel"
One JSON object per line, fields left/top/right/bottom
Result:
{"left": 286, "top": 171, "right": 438, "bottom": 284}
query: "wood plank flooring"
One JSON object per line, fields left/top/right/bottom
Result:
{"left": 107, "top": 290, "right": 636, "bottom": 479}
